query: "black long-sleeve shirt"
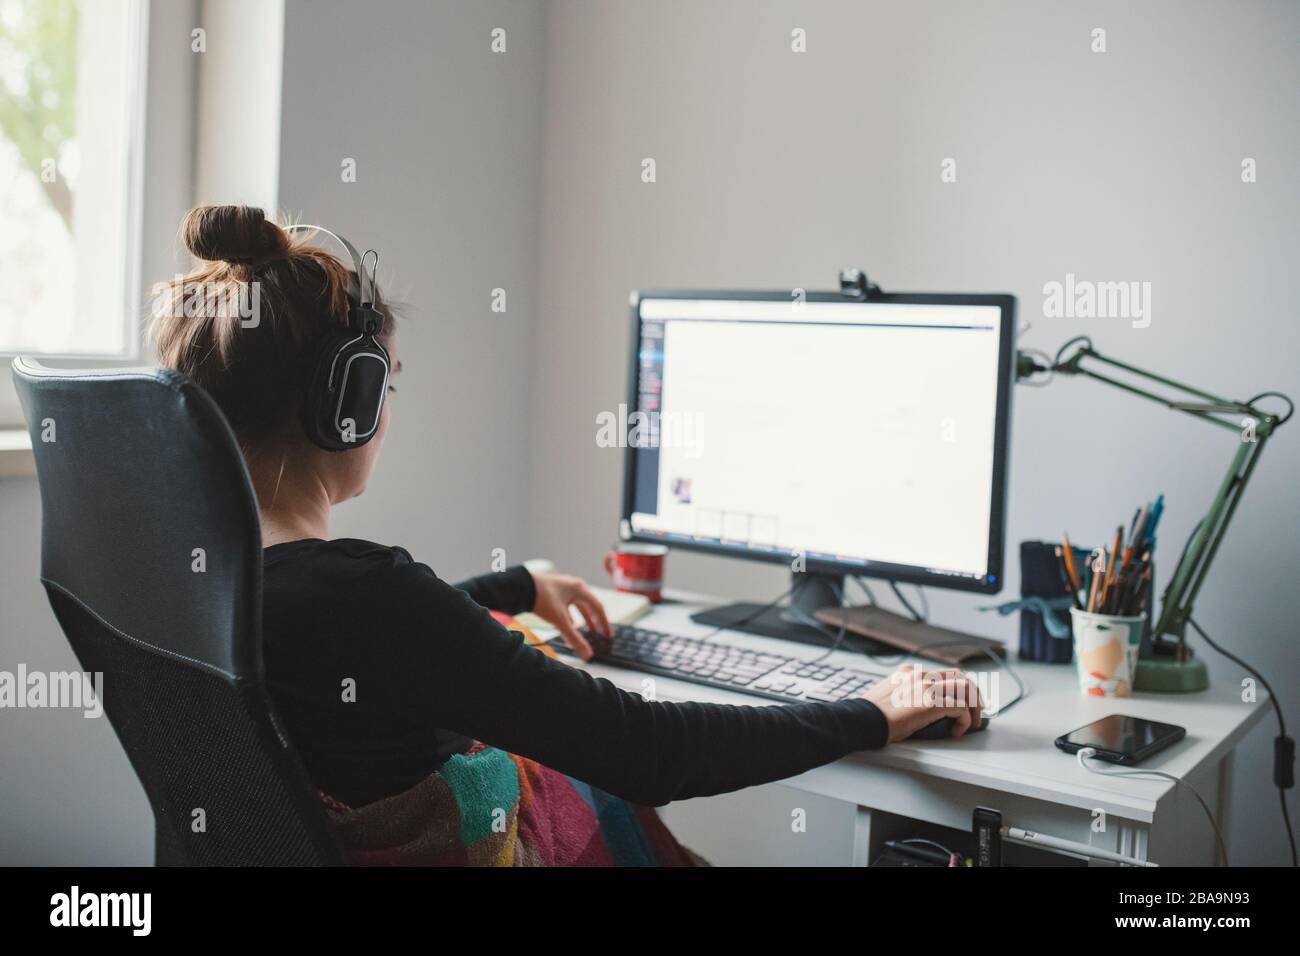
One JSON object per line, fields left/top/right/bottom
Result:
{"left": 262, "top": 538, "right": 889, "bottom": 807}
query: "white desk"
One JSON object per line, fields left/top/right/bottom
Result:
{"left": 570, "top": 590, "right": 1269, "bottom": 866}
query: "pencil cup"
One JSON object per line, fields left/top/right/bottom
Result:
{"left": 1070, "top": 607, "right": 1145, "bottom": 697}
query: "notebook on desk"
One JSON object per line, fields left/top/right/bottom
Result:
{"left": 814, "top": 604, "right": 1006, "bottom": 666}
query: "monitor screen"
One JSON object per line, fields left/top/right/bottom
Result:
{"left": 621, "top": 292, "right": 1015, "bottom": 593}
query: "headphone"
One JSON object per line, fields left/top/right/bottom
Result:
{"left": 284, "top": 224, "right": 390, "bottom": 451}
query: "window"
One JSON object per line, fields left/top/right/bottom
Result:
{"left": 0, "top": 0, "right": 147, "bottom": 423}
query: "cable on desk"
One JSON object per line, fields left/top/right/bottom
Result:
{"left": 851, "top": 575, "right": 879, "bottom": 607}
{"left": 1188, "top": 616, "right": 1297, "bottom": 867}
{"left": 696, "top": 583, "right": 795, "bottom": 644}
{"left": 1075, "top": 748, "right": 1228, "bottom": 867}
{"left": 848, "top": 575, "right": 916, "bottom": 667}
{"left": 898, "top": 837, "right": 960, "bottom": 862}
{"left": 889, "top": 580, "right": 926, "bottom": 622}
{"left": 782, "top": 580, "right": 849, "bottom": 662}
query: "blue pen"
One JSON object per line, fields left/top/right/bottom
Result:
{"left": 1145, "top": 494, "right": 1164, "bottom": 547}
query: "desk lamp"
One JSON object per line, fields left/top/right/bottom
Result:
{"left": 1017, "top": 336, "right": 1293, "bottom": 692}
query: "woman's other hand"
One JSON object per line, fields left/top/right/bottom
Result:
{"left": 530, "top": 572, "right": 612, "bottom": 660}
{"left": 863, "top": 663, "right": 984, "bottom": 742}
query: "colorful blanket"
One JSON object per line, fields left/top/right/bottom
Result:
{"left": 320, "top": 743, "right": 700, "bottom": 866}
{"left": 318, "top": 612, "right": 703, "bottom": 866}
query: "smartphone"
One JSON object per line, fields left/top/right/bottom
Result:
{"left": 1055, "top": 714, "right": 1186, "bottom": 765}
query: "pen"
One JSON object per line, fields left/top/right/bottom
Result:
{"left": 1129, "top": 502, "right": 1152, "bottom": 554}
{"left": 1053, "top": 546, "right": 1073, "bottom": 601}
{"left": 1145, "top": 494, "right": 1165, "bottom": 547}
{"left": 1101, "top": 527, "right": 1121, "bottom": 608}
{"left": 1061, "top": 533, "right": 1082, "bottom": 608}
{"left": 1087, "top": 554, "right": 1104, "bottom": 612}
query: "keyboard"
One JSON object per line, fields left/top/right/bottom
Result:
{"left": 556, "top": 624, "right": 887, "bottom": 704}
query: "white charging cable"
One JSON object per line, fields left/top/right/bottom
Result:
{"left": 1076, "top": 747, "right": 1228, "bottom": 866}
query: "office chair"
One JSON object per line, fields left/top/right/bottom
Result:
{"left": 11, "top": 358, "right": 346, "bottom": 866}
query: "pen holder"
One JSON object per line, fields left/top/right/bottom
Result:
{"left": 1070, "top": 607, "right": 1145, "bottom": 697}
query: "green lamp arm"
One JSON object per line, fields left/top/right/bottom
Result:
{"left": 1017, "top": 336, "right": 1292, "bottom": 659}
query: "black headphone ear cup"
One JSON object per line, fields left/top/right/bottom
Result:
{"left": 302, "top": 332, "right": 390, "bottom": 451}
{"left": 301, "top": 330, "right": 347, "bottom": 450}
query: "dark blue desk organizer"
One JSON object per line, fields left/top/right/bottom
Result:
{"left": 1019, "top": 540, "right": 1078, "bottom": 663}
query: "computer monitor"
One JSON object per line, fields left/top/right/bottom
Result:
{"left": 620, "top": 289, "right": 1016, "bottom": 636}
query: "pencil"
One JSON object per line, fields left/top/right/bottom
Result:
{"left": 1101, "top": 527, "right": 1121, "bottom": 608}
{"left": 1134, "top": 566, "right": 1153, "bottom": 615}
{"left": 1129, "top": 502, "right": 1152, "bottom": 553}
{"left": 1087, "top": 556, "right": 1104, "bottom": 612}
{"left": 1053, "top": 546, "right": 1073, "bottom": 601}
{"left": 1061, "top": 533, "right": 1082, "bottom": 608}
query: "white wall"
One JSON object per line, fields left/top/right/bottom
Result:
{"left": 193, "top": 0, "right": 284, "bottom": 211}
{"left": 276, "top": 0, "right": 548, "bottom": 579}
{"left": 529, "top": 0, "right": 1299, "bottom": 864}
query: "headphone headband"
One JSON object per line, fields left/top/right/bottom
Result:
{"left": 285, "top": 223, "right": 380, "bottom": 308}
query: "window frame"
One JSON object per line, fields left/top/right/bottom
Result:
{"left": 0, "top": 0, "right": 154, "bottom": 429}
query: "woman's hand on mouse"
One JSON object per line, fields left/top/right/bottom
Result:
{"left": 863, "top": 663, "right": 984, "bottom": 742}
{"left": 530, "top": 572, "right": 611, "bottom": 660}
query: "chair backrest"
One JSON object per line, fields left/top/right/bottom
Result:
{"left": 12, "top": 358, "right": 345, "bottom": 866}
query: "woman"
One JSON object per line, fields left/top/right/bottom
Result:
{"left": 153, "top": 205, "right": 982, "bottom": 859}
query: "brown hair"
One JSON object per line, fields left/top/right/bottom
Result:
{"left": 151, "top": 205, "right": 392, "bottom": 451}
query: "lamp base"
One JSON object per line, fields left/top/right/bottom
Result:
{"left": 1134, "top": 657, "right": 1209, "bottom": 693}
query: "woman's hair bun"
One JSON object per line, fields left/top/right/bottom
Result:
{"left": 182, "top": 204, "right": 289, "bottom": 265}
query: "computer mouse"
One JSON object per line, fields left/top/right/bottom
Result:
{"left": 911, "top": 715, "right": 990, "bottom": 741}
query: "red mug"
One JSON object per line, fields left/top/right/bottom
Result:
{"left": 603, "top": 543, "right": 668, "bottom": 603}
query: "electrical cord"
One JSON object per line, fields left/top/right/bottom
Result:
{"left": 782, "top": 580, "right": 850, "bottom": 662}
{"left": 1244, "top": 390, "right": 1294, "bottom": 427}
{"left": 1076, "top": 747, "right": 1228, "bottom": 867}
{"left": 846, "top": 577, "right": 908, "bottom": 666}
{"left": 845, "top": 575, "right": 913, "bottom": 666}
{"left": 853, "top": 575, "right": 879, "bottom": 607}
{"left": 696, "top": 583, "right": 795, "bottom": 643}
{"left": 899, "top": 837, "right": 959, "bottom": 860}
{"left": 1187, "top": 616, "right": 1297, "bottom": 867}
{"left": 889, "top": 580, "right": 926, "bottom": 622}
{"left": 1053, "top": 334, "right": 1093, "bottom": 370}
